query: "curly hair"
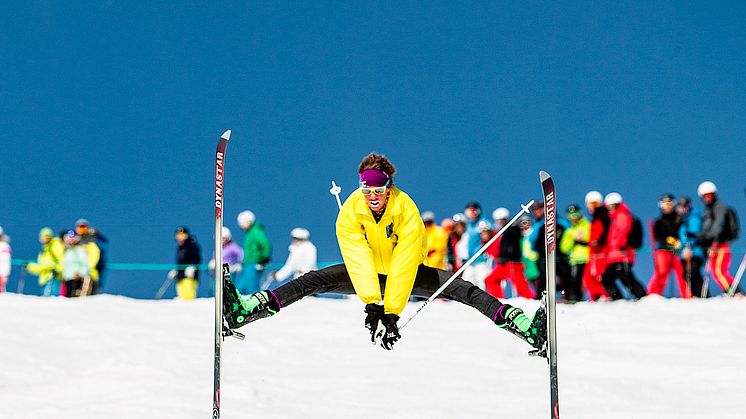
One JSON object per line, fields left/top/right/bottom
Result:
{"left": 358, "top": 153, "right": 397, "bottom": 179}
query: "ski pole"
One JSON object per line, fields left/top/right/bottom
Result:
{"left": 155, "top": 273, "right": 175, "bottom": 299}
{"left": 727, "top": 252, "right": 746, "bottom": 297}
{"left": 330, "top": 181, "right": 342, "bottom": 210}
{"left": 398, "top": 200, "right": 535, "bottom": 332}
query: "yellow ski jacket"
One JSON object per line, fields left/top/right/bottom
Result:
{"left": 336, "top": 186, "right": 427, "bottom": 315}
{"left": 26, "top": 237, "right": 65, "bottom": 286}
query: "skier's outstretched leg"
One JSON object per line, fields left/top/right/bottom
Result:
{"left": 224, "top": 263, "right": 355, "bottom": 329}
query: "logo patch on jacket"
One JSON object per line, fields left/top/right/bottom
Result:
{"left": 386, "top": 223, "right": 394, "bottom": 238}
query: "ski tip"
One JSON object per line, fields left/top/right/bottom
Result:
{"left": 221, "top": 130, "right": 232, "bottom": 141}
{"left": 539, "top": 171, "right": 551, "bottom": 181}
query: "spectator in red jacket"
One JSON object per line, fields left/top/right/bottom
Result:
{"left": 484, "top": 208, "right": 535, "bottom": 299}
{"left": 600, "top": 192, "right": 646, "bottom": 300}
{"left": 584, "top": 191, "right": 610, "bottom": 301}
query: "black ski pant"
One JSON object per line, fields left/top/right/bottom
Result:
{"left": 601, "top": 262, "right": 646, "bottom": 300}
{"left": 272, "top": 263, "right": 505, "bottom": 321}
{"left": 684, "top": 256, "right": 706, "bottom": 298}
{"left": 567, "top": 263, "right": 585, "bottom": 303}
{"left": 533, "top": 258, "right": 572, "bottom": 300}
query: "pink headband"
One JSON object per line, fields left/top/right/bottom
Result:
{"left": 359, "top": 169, "right": 390, "bottom": 187}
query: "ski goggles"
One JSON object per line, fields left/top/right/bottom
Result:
{"left": 360, "top": 180, "right": 390, "bottom": 195}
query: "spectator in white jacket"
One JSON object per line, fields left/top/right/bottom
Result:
{"left": 0, "top": 233, "right": 11, "bottom": 293}
{"left": 271, "top": 228, "right": 317, "bottom": 283}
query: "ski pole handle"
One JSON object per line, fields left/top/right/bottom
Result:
{"left": 330, "top": 181, "right": 342, "bottom": 210}
{"left": 398, "top": 199, "right": 535, "bottom": 332}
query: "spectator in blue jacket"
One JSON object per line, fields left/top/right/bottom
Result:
{"left": 677, "top": 196, "right": 707, "bottom": 297}
{"left": 462, "top": 201, "right": 491, "bottom": 290}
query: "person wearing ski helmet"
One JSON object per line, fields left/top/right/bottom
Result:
{"left": 647, "top": 194, "right": 690, "bottom": 298}
{"left": 677, "top": 196, "right": 707, "bottom": 297}
{"left": 237, "top": 210, "right": 272, "bottom": 295}
{"left": 26, "top": 228, "right": 66, "bottom": 296}
{"left": 462, "top": 201, "right": 491, "bottom": 290}
{"left": 272, "top": 227, "right": 318, "bottom": 283}
{"left": 600, "top": 193, "right": 646, "bottom": 300}
{"left": 484, "top": 208, "right": 535, "bottom": 299}
{"left": 558, "top": 204, "right": 591, "bottom": 303}
{"left": 222, "top": 152, "right": 547, "bottom": 352}
{"left": 528, "top": 200, "right": 571, "bottom": 301}
{"left": 694, "top": 181, "right": 742, "bottom": 294}
{"left": 448, "top": 213, "right": 469, "bottom": 271}
{"left": 208, "top": 226, "right": 244, "bottom": 279}
{"left": 583, "top": 191, "right": 610, "bottom": 300}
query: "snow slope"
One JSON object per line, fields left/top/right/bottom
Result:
{"left": 1, "top": 294, "right": 744, "bottom": 419}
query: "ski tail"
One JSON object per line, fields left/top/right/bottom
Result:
{"left": 540, "top": 170, "right": 560, "bottom": 419}
{"left": 213, "top": 130, "right": 231, "bottom": 419}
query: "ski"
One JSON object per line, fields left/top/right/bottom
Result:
{"left": 540, "top": 170, "right": 560, "bottom": 419}
{"left": 213, "top": 130, "right": 231, "bottom": 419}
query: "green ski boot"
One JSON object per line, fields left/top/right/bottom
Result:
{"left": 223, "top": 279, "right": 280, "bottom": 329}
{"left": 494, "top": 304, "right": 547, "bottom": 352}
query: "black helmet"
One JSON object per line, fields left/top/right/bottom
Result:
{"left": 464, "top": 201, "right": 481, "bottom": 210}
{"left": 659, "top": 193, "right": 675, "bottom": 203}
{"left": 175, "top": 226, "right": 190, "bottom": 235}
{"left": 677, "top": 196, "right": 691, "bottom": 207}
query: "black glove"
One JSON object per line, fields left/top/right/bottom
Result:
{"left": 380, "top": 314, "right": 401, "bottom": 350}
{"left": 364, "top": 304, "right": 384, "bottom": 344}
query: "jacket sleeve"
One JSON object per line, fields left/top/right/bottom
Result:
{"left": 384, "top": 199, "right": 426, "bottom": 315}
{"left": 559, "top": 226, "right": 576, "bottom": 255}
{"left": 700, "top": 204, "right": 727, "bottom": 242}
{"left": 85, "top": 242, "right": 101, "bottom": 280}
{"left": 610, "top": 212, "right": 632, "bottom": 251}
{"left": 274, "top": 247, "right": 297, "bottom": 281}
{"left": 256, "top": 231, "right": 272, "bottom": 264}
{"left": 336, "top": 200, "right": 382, "bottom": 305}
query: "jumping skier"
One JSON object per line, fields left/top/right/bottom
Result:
{"left": 222, "top": 153, "right": 546, "bottom": 351}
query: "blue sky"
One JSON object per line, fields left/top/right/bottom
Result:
{"left": 2, "top": 2, "right": 744, "bottom": 297}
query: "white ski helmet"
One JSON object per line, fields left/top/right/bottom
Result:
{"left": 221, "top": 226, "right": 232, "bottom": 241}
{"left": 290, "top": 227, "right": 310, "bottom": 240}
{"left": 604, "top": 192, "right": 623, "bottom": 206}
{"left": 584, "top": 191, "right": 603, "bottom": 206}
{"left": 421, "top": 211, "right": 436, "bottom": 222}
{"left": 697, "top": 181, "right": 717, "bottom": 197}
{"left": 492, "top": 207, "right": 510, "bottom": 221}
{"left": 237, "top": 210, "right": 256, "bottom": 227}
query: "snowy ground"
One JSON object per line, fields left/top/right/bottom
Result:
{"left": 1, "top": 294, "right": 744, "bottom": 419}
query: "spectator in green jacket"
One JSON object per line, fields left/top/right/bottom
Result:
{"left": 237, "top": 210, "right": 272, "bottom": 294}
{"left": 559, "top": 205, "right": 590, "bottom": 302}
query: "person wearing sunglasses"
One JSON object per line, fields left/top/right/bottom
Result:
{"left": 222, "top": 153, "right": 546, "bottom": 352}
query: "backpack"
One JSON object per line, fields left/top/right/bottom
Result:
{"left": 724, "top": 207, "right": 740, "bottom": 241}
{"left": 627, "top": 215, "right": 644, "bottom": 249}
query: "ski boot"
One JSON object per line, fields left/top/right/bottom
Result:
{"left": 223, "top": 278, "right": 280, "bottom": 330}
{"left": 494, "top": 303, "right": 547, "bottom": 356}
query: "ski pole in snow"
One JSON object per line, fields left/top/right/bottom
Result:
{"left": 397, "top": 200, "right": 535, "bottom": 332}
{"left": 330, "top": 181, "right": 342, "bottom": 210}
{"left": 155, "top": 273, "right": 175, "bottom": 299}
{"left": 727, "top": 252, "right": 746, "bottom": 297}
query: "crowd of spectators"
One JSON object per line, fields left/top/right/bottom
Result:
{"left": 1, "top": 219, "right": 108, "bottom": 297}
{"left": 2, "top": 180, "right": 741, "bottom": 302}
{"left": 422, "top": 180, "right": 742, "bottom": 302}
